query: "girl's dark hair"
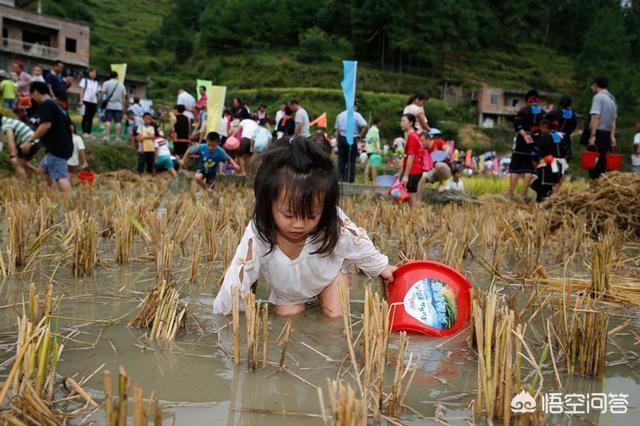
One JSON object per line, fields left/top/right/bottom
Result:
{"left": 253, "top": 137, "right": 340, "bottom": 256}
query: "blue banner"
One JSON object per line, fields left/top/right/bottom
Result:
{"left": 340, "top": 60, "right": 358, "bottom": 145}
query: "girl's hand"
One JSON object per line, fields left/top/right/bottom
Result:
{"left": 380, "top": 265, "right": 397, "bottom": 282}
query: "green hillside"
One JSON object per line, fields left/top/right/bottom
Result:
{"left": 41, "top": 0, "right": 581, "bottom": 100}
{"left": 36, "top": 0, "right": 640, "bottom": 150}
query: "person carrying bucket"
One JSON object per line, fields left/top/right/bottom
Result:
{"left": 364, "top": 117, "right": 382, "bottom": 185}
{"left": 586, "top": 76, "right": 617, "bottom": 180}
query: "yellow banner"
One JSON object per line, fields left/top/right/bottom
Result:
{"left": 206, "top": 85, "right": 226, "bottom": 134}
{"left": 110, "top": 64, "right": 127, "bottom": 85}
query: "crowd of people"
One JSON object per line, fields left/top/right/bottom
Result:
{"left": 0, "top": 60, "right": 636, "bottom": 201}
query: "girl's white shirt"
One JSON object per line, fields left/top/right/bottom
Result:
{"left": 213, "top": 208, "right": 388, "bottom": 315}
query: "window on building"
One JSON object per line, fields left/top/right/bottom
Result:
{"left": 65, "top": 38, "right": 77, "bottom": 53}
{"left": 512, "top": 98, "right": 519, "bottom": 107}
{"left": 490, "top": 94, "right": 498, "bottom": 105}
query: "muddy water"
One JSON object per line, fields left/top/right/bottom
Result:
{"left": 0, "top": 259, "right": 638, "bottom": 425}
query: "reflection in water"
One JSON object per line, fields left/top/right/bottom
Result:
{"left": 0, "top": 260, "right": 638, "bottom": 425}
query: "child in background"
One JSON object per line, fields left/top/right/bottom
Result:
{"left": 364, "top": 117, "right": 382, "bottom": 185}
{"left": 137, "top": 113, "right": 157, "bottom": 174}
{"left": 154, "top": 134, "right": 177, "bottom": 178}
{"left": 182, "top": 132, "right": 240, "bottom": 194}
{"left": 1, "top": 77, "right": 17, "bottom": 110}
{"left": 67, "top": 124, "right": 88, "bottom": 172}
{"left": 632, "top": 121, "right": 640, "bottom": 173}
{"left": 446, "top": 168, "right": 465, "bottom": 192}
{"left": 253, "top": 118, "right": 272, "bottom": 153}
{"left": 530, "top": 119, "right": 559, "bottom": 202}
{"left": 213, "top": 137, "right": 396, "bottom": 317}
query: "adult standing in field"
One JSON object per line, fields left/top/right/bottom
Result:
{"left": 397, "top": 113, "right": 423, "bottom": 209}
{"left": 289, "top": 99, "right": 310, "bottom": 138}
{"left": 587, "top": 76, "right": 617, "bottom": 180}
{"left": 79, "top": 68, "right": 101, "bottom": 138}
{"left": 22, "top": 81, "right": 73, "bottom": 193}
{"left": 101, "top": 71, "right": 127, "bottom": 141}
{"left": 13, "top": 61, "right": 32, "bottom": 110}
{"left": 403, "top": 92, "right": 431, "bottom": 133}
{"left": 196, "top": 86, "right": 208, "bottom": 111}
{"left": 506, "top": 89, "right": 544, "bottom": 199}
{"left": 334, "top": 104, "right": 368, "bottom": 183}
{"left": 45, "top": 60, "right": 70, "bottom": 110}
{"left": 177, "top": 88, "right": 196, "bottom": 120}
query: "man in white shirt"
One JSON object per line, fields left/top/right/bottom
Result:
{"left": 176, "top": 89, "right": 196, "bottom": 121}
{"left": 288, "top": 99, "right": 310, "bottom": 138}
{"left": 334, "top": 104, "right": 368, "bottom": 182}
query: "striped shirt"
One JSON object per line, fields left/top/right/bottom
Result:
{"left": 1, "top": 117, "right": 33, "bottom": 146}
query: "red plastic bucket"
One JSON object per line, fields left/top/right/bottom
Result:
{"left": 77, "top": 170, "right": 95, "bottom": 185}
{"left": 580, "top": 151, "right": 599, "bottom": 170}
{"left": 388, "top": 260, "right": 472, "bottom": 337}
{"left": 605, "top": 153, "right": 623, "bottom": 171}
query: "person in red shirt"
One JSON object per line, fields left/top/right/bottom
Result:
{"left": 396, "top": 113, "right": 423, "bottom": 208}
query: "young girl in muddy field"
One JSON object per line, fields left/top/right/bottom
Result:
{"left": 213, "top": 137, "right": 396, "bottom": 318}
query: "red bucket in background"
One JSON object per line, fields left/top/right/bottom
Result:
{"left": 580, "top": 151, "right": 599, "bottom": 170}
{"left": 387, "top": 260, "right": 472, "bottom": 337}
{"left": 78, "top": 170, "right": 95, "bottom": 185}
{"left": 605, "top": 153, "right": 623, "bottom": 171}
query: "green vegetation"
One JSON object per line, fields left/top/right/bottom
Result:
{"left": 32, "top": 0, "right": 640, "bottom": 153}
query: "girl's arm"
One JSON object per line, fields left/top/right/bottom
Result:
{"left": 213, "top": 223, "right": 262, "bottom": 315}
{"left": 337, "top": 211, "right": 394, "bottom": 280}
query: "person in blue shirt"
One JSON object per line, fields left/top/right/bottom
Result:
{"left": 181, "top": 131, "right": 239, "bottom": 193}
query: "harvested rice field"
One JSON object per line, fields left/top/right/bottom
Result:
{"left": 1, "top": 171, "right": 639, "bottom": 425}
